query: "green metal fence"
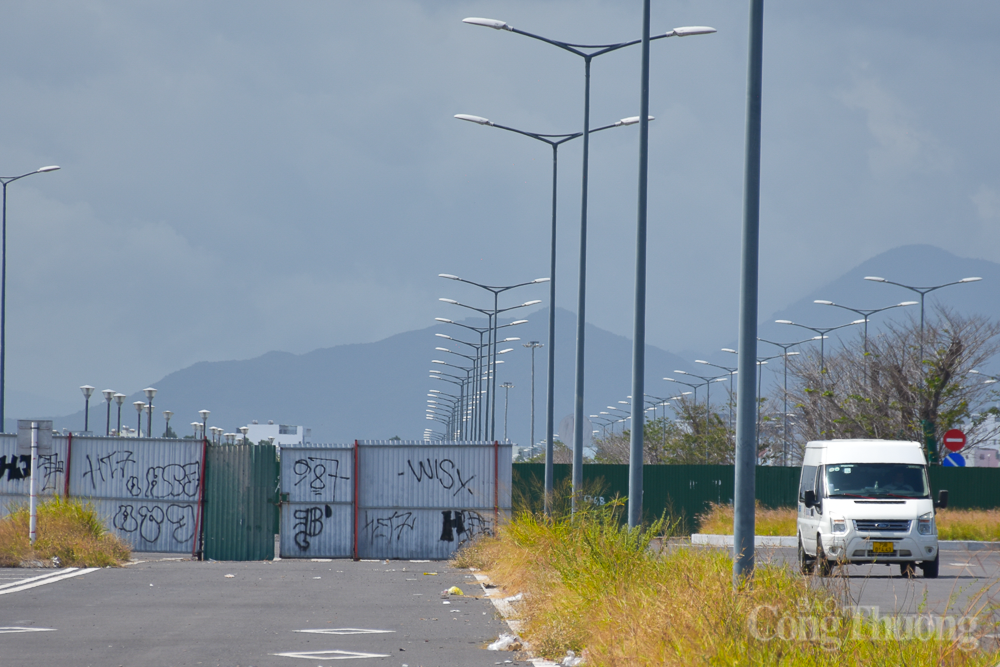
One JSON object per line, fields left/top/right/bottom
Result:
{"left": 202, "top": 443, "right": 280, "bottom": 561}
{"left": 513, "top": 464, "right": 1000, "bottom": 531}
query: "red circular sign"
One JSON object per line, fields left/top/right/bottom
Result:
{"left": 943, "top": 429, "right": 966, "bottom": 452}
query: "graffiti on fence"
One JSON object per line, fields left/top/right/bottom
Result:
{"left": 0, "top": 453, "right": 65, "bottom": 493}
{"left": 293, "top": 457, "right": 349, "bottom": 498}
{"left": 113, "top": 503, "right": 196, "bottom": 545}
{"left": 293, "top": 504, "right": 332, "bottom": 550}
{"left": 401, "top": 458, "right": 476, "bottom": 498}
{"left": 79, "top": 450, "right": 200, "bottom": 499}
{"left": 361, "top": 510, "right": 416, "bottom": 545}
{"left": 439, "top": 509, "right": 491, "bottom": 544}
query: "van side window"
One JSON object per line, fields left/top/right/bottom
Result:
{"left": 799, "top": 465, "right": 817, "bottom": 502}
{"left": 814, "top": 466, "right": 824, "bottom": 500}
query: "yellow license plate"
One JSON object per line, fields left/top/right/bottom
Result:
{"left": 872, "top": 541, "right": 895, "bottom": 554}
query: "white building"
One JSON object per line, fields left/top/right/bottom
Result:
{"left": 243, "top": 420, "right": 310, "bottom": 447}
{"left": 958, "top": 412, "right": 1000, "bottom": 467}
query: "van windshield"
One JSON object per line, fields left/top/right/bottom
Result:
{"left": 824, "top": 463, "right": 929, "bottom": 499}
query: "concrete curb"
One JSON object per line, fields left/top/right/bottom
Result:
{"left": 690, "top": 534, "right": 1000, "bottom": 551}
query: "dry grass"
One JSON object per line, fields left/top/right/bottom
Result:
{"left": 695, "top": 504, "right": 1000, "bottom": 541}
{"left": 695, "top": 501, "right": 797, "bottom": 536}
{"left": 0, "top": 496, "right": 131, "bottom": 567}
{"left": 457, "top": 502, "right": 999, "bottom": 666}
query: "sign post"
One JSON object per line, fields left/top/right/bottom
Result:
{"left": 17, "top": 420, "right": 53, "bottom": 546}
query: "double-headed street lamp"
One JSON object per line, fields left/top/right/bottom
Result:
{"left": 813, "top": 299, "right": 917, "bottom": 359}
{"left": 696, "top": 359, "right": 738, "bottom": 432}
{"left": 756, "top": 338, "right": 814, "bottom": 464}
{"left": 439, "top": 284, "right": 542, "bottom": 439}
{"left": 464, "top": 18, "right": 715, "bottom": 517}
{"left": 1, "top": 166, "right": 60, "bottom": 431}
{"left": 863, "top": 276, "right": 981, "bottom": 371}
{"left": 775, "top": 318, "right": 863, "bottom": 377}
{"left": 523, "top": 341, "right": 544, "bottom": 451}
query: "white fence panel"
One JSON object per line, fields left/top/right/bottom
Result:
{"left": 0, "top": 433, "right": 68, "bottom": 509}
{"left": 279, "top": 444, "right": 353, "bottom": 558}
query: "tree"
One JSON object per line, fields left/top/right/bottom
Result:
{"left": 783, "top": 308, "right": 1000, "bottom": 463}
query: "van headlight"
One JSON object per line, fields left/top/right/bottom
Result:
{"left": 918, "top": 512, "right": 935, "bottom": 536}
{"left": 830, "top": 514, "right": 847, "bottom": 534}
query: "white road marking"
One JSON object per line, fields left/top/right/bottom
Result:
{"left": 0, "top": 627, "right": 56, "bottom": 634}
{"left": 296, "top": 628, "right": 394, "bottom": 635}
{"left": 0, "top": 569, "right": 78, "bottom": 591}
{"left": 275, "top": 649, "right": 390, "bottom": 660}
{"left": 0, "top": 568, "right": 98, "bottom": 595}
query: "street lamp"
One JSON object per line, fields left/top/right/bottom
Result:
{"left": 143, "top": 388, "right": 157, "bottom": 438}
{"left": 756, "top": 338, "right": 815, "bottom": 465}
{"left": 523, "top": 341, "right": 544, "bottom": 451}
{"left": 239, "top": 426, "right": 249, "bottom": 445}
{"left": 114, "top": 393, "right": 126, "bottom": 435}
{"left": 464, "top": 17, "right": 715, "bottom": 516}
{"left": 0, "top": 165, "right": 60, "bottom": 431}
{"left": 101, "top": 389, "right": 115, "bottom": 436}
{"left": 674, "top": 370, "right": 729, "bottom": 448}
{"left": 199, "top": 409, "right": 210, "bottom": 439}
{"left": 439, "top": 286, "right": 541, "bottom": 439}
{"left": 814, "top": 298, "right": 918, "bottom": 386}
{"left": 80, "top": 385, "right": 95, "bottom": 433}
{"left": 863, "top": 276, "right": 982, "bottom": 371}
{"left": 191, "top": 422, "right": 201, "bottom": 439}
{"left": 500, "top": 381, "right": 514, "bottom": 442}
{"left": 163, "top": 410, "right": 173, "bottom": 438}
{"left": 134, "top": 401, "right": 145, "bottom": 436}
{"left": 696, "top": 359, "right": 738, "bottom": 432}
{"left": 456, "top": 114, "right": 649, "bottom": 510}
{"left": 775, "top": 318, "right": 863, "bottom": 377}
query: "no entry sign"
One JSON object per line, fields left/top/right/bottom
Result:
{"left": 943, "top": 429, "right": 966, "bottom": 452}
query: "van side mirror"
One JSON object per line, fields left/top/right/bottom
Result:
{"left": 803, "top": 490, "right": 815, "bottom": 508}
{"left": 935, "top": 490, "right": 949, "bottom": 510}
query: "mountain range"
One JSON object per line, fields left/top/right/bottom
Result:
{"left": 33, "top": 244, "right": 1000, "bottom": 447}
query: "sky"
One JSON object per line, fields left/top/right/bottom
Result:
{"left": 1, "top": 1, "right": 999, "bottom": 419}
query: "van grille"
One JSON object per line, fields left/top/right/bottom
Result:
{"left": 854, "top": 519, "right": 910, "bottom": 532}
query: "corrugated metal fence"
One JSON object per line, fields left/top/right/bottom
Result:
{"left": 0, "top": 433, "right": 205, "bottom": 554}
{"left": 279, "top": 441, "right": 512, "bottom": 560}
{"left": 512, "top": 464, "right": 1000, "bottom": 531}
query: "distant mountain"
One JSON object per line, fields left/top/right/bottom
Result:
{"left": 39, "top": 245, "right": 1000, "bottom": 444}
{"left": 45, "top": 307, "right": 696, "bottom": 446}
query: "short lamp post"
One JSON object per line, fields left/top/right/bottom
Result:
{"left": 239, "top": 426, "right": 249, "bottom": 444}
{"left": 80, "top": 385, "right": 95, "bottom": 433}
{"left": 163, "top": 410, "right": 173, "bottom": 438}
{"left": 134, "top": 401, "right": 145, "bottom": 436}
{"left": 199, "top": 410, "right": 210, "bottom": 439}
{"left": 143, "top": 388, "right": 157, "bottom": 437}
{"left": 114, "top": 393, "right": 126, "bottom": 435}
{"left": 191, "top": 422, "right": 201, "bottom": 439}
{"left": 102, "top": 389, "right": 115, "bottom": 436}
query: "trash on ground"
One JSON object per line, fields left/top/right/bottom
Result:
{"left": 225, "top": 574, "right": 235, "bottom": 578}
{"left": 447, "top": 586, "right": 464, "bottom": 595}
{"left": 423, "top": 572, "right": 438, "bottom": 576}
{"left": 502, "top": 592, "right": 523, "bottom": 603}
{"left": 562, "top": 649, "right": 584, "bottom": 665}
{"left": 487, "top": 633, "right": 523, "bottom": 651}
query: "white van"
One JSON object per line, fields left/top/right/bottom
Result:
{"left": 797, "top": 439, "right": 948, "bottom": 578}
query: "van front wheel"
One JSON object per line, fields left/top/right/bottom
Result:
{"left": 921, "top": 555, "right": 939, "bottom": 579}
{"left": 815, "top": 536, "right": 832, "bottom": 577}
{"left": 798, "top": 536, "right": 815, "bottom": 574}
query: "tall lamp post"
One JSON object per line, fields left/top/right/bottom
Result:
{"left": 464, "top": 15, "right": 715, "bottom": 515}
{"left": 114, "top": 393, "right": 126, "bottom": 435}
{"left": 863, "top": 276, "right": 982, "bottom": 372}
{"left": 102, "top": 389, "right": 115, "bottom": 436}
{"left": 0, "top": 165, "right": 60, "bottom": 431}
{"left": 523, "top": 341, "right": 544, "bottom": 452}
{"left": 696, "top": 359, "right": 738, "bottom": 432}
{"left": 865, "top": 275, "right": 982, "bottom": 464}
{"left": 143, "top": 388, "right": 157, "bottom": 438}
{"left": 756, "top": 338, "right": 814, "bottom": 465}
{"left": 500, "top": 381, "right": 514, "bottom": 442}
{"left": 455, "top": 115, "right": 647, "bottom": 513}
{"left": 814, "top": 299, "right": 917, "bottom": 383}
{"left": 80, "top": 385, "right": 95, "bottom": 433}
{"left": 775, "top": 318, "right": 863, "bottom": 378}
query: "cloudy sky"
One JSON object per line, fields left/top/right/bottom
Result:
{"left": 2, "top": 1, "right": 998, "bottom": 417}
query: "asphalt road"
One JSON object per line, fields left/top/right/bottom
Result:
{"left": 756, "top": 546, "right": 1000, "bottom": 625}
{"left": 0, "top": 556, "right": 513, "bottom": 667}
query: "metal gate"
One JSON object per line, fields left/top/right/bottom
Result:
{"left": 202, "top": 442, "right": 279, "bottom": 561}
